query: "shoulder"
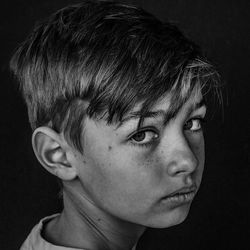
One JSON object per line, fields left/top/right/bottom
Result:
{"left": 20, "top": 214, "right": 61, "bottom": 250}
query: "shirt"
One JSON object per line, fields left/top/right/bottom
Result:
{"left": 20, "top": 214, "right": 85, "bottom": 250}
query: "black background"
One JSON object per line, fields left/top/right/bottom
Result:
{"left": 1, "top": 0, "right": 250, "bottom": 249}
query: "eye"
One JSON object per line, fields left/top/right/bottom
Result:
{"left": 130, "top": 130, "right": 159, "bottom": 145}
{"left": 184, "top": 118, "right": 205, "bottom": 132}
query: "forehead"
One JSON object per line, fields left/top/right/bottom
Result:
{"left": 115, "top": 86, "right": 204, "bottom": 129}
{"left": 152, "top": 86, "right": 203, "bottom": 113}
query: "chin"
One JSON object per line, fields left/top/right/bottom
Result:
{"left": 147, "top": 203, "right": 192, "bottom": 229}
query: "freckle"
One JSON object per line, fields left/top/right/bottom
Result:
{"left": 108, "top": 145, "right": 112, "bottom": 151}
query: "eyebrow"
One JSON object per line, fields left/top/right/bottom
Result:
{"left": 182, "top": 98, "right": 206, "bottom": 124}
{"left": 115, "top": 99, "right": 206, "bottom": 130}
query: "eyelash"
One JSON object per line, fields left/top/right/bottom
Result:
{"left": 129, "top": 117, "right": 206, "bottom": 147}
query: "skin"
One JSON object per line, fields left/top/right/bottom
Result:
{"left": 38, "top": 89, "right": 206, "bottom": 250}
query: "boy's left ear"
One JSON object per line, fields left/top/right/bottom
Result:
{"left": 32, "top": 127, "right": 78, "bottom": 181}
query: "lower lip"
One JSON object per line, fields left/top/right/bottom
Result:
{"left": 162, "top": 191, "right": 196, "bottom": 205}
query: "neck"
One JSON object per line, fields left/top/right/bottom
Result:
{"left": 45, "top": 184, "right": 146, "bottom": 250}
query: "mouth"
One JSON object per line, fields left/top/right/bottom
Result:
{"left": 162, "top": 185, "right": 197, "bottom": 205}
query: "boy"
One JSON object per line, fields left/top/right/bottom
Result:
{"left": 10, "top": 0, "right": 220, "bottom": 249}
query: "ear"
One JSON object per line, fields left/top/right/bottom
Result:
{"left": 32, "top": 127, "right": 77, "bottom": 181}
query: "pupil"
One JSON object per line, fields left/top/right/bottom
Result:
{"left": 186, "top": 120, "right": 192, "bottom": 129}
{"left": 133, "top": 132, "right": 146, "bottom": 142}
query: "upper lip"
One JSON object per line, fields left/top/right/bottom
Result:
{"left": 166, "top": 185, "right": 197, "bottom": 197}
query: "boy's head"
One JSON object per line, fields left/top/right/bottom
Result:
{"left": 10, "top": 0, "right": 222, "bottom": 229}
{"left": 10, "top": 0, "right": 219, "bottom": 153}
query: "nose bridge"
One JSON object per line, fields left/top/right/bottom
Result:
{"left": 161, "top": 130, "right": 198, "bottom": 176}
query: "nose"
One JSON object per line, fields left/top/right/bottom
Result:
{"left": 164, "top": 134, "right": 199, "bottom": 177}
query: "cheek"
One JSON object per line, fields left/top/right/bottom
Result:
{"left": 188, "top": 132, "right": 205, "bottom": 159}
{"left": 81, "top": 145, "right": 162, "bottom": 211}
{"left": 99, "top": 149, "right": 159, "bottom": 194}
{"left": 197, "top": 135, "right": 205, "bottom": 166}
{"left": 189, "top": 133, "right": 205, "bottom": 179}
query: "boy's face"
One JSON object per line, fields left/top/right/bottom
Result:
{"left": 74, "top": 89, "right": 206, "bottom": 228}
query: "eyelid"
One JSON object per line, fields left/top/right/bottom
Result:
{"left": 191, "top": 106, "right": 207, "bottom": 117}
{"left": 128, "top": 125, "right": 158, "bottom": 137}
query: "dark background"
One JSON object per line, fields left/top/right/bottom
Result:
{"left": 1, "top": 0, "right": 249, "bottom": 249}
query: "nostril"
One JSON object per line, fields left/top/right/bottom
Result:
{"left": 176, "top": 170, "right": 185, "bottom": 175}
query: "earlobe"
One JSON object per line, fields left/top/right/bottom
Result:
{"left": 32, "top": 127, "right": 77, "bottom": 181}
